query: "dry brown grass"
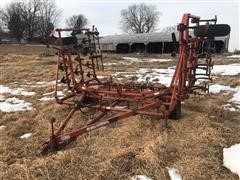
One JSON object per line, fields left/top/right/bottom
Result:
{"left": 0, "top": 44, "right": 239, "bottom": 179}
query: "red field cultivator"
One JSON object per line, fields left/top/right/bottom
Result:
{"left": 41, "top": 13, "right": 230, "bottom": 154}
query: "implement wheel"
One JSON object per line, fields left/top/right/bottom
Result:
{"left": 194, "top": 24, "right": 230, "bottom": 37}
{"left": 169, "top": 101, "right": 181, "bottom": 120}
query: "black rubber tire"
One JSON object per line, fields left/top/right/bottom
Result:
{"left": 169, "top": 101, "right": 181, "bottom": 120}
{"left": 194, "top": 24, "right": 230, "bottom": 37}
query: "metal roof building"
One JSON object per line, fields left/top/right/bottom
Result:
{"left": 99, "top": 32, "right": 230, "bottom": 53}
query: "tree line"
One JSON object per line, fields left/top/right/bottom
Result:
{"left": 0, "top": 0, "right": 61, "bottom": 42}
{"left": 0, "top": 0, "right": 89, "bottom": 43}
{"left": 0, "top": 1, "right": 168, "bottom": 43}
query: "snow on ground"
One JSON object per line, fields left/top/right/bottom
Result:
{"left": 38, "top": 96, "right": 55, "bottom": 101}
{"left": 39, "top": 91, "right": 65, "bottom": 101}
{"left": 111, "top": 63, "right": 239, "bottom": 111}
{"left": 0, "top": 85, "right": 35, "bottom": 96}
{"left": 208, "top": 63, "right": 240, "bottom": 111}
{"left": 229, "top": 90, "right": 240, "bottom": 104}
{"left": 212, "top": 64, "right": 240, "bottom": 76}
{"left": 222, "top": 104, "right": 238, "bottom": 112}
{"left": 104, "top": 57, "right": 172, "bottom": 66}
{"left": 226, "top": 87, "right": 240, "bottom": 111}
{"left": 120, "top": 57, "right": 172, "bottom": 64}
{"left": 103, "top": 62, "right": 118, "bottom": 66}
{"left": 137, "top": 67, "right": 175, "bottom": 86}
{"left": 148, "top": 58, "right": 172, "bottom": 62}
{"left": 18, "top": 80, "right": 59, "bottom": 88}
{"left": 131, "top": 175, "right": 152, "bottom": 180}
{"left": 112, "top": 67, "right": 175, "bottom": 86}
{"left": 122, "top": 57, "right": 172, "bottom": 64}
{"left": 122, "top": 57, "right": 139, "bottom": 62}
{"left": 111, "top": 63, "right": 239, "bottom": 86}
{"left": 167, "top": 167, "right": 182, "bottom": 180}
{"left": 227, "top": 54, "right": 240, "bottom": 58}
{"left": 36, "top": 81, "right": 56, "bottom": 86}
{"left": 223, "top": 143, "right": 240, "bottom": 177}
{"left": 96, "top": 75, "right": 107, "bottom": 79}
{"left": 0, "top": 97, "right": 33, "bottom": 112}
{"left": 209, "top": 84, "right": 235, "bottom": 94}
{"left": 114, "top": 105, "right": 127, "bottom": 109}
{"left": 0, "top": 85, "right": 34, "bottom": 112}
{"left": 43, "top": 91, "right": 65, "bottom": 97}
{"left": 0, "top": 125, "right": 6, "bottom": 129}
{"left": 209, "top": 84, "right": 240, "bottom": 111}
{"left": 19, "top": 133, "right": 32, "bottom": 139}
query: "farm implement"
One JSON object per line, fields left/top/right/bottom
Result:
{"left": 41, "top": 13, "right": 230, "bottom": 154}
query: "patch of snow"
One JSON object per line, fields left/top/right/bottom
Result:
{"left": 97, "top": 75, "right": 107, "bottom": 79}
{"left": 167, "top": 167, "right": 182, "bottom": 180}
{"left": 122, "top": 57, "right": 172, "bottom": 64}
{"left": 20, "top": 85, "right": 38, "bottom": 88}
{"left": 36, "top": 81, "right": 55, "bottom": 86}
{"left": 37, "top": 81, "right": 47, "bottom": 85}
{"left": 222, "top": 104, "right": 237, "bottom": 112}
{"left": 12, "top": 89, "right": 35, "bottom": 96}
{"left": 0, "top": 85, "right": 35, "bottom": 96}
{"left": 0, "top": 125, "right": 6, "bottom": 129}
{"left": 0, "top": 97, "right": 33, "bottom": 112}
{"left": 136, "top": 67, "right": 175, "bottom": 86}
{"left": 223, "top": 106, "right": 237, "bottom": 112}
{"left": 209, "top": 85, "right": 240, "bottom": 111}
{"left": 112, "top": 66, "right": 175, "bottom": 86}
{"left": 212, "top": 64, "right": 240, "bottom": 76}
{"left": 122, "top": 57, "right": 139, "bottom": 61}
{"left": 42, "top": 91, "right": 64, "bottom": 97}
{"left": 114, "top": 71, "right": 138, "bottom": 75}
{"left": 209, "top": 84, "right": 234, "bottom": 94}
{"left": 227, "top": 55, "right": 240, "bottom": 58}
{"left": 19, "top": 133, "right": 32, "bottom": 139}
{"left": 40, "top": 90, "right": 65, "bottom": 101}
{"left": 228, "top": 91, "right": 240, "bottom": 104}
{"left": 0, "top": 85, "right": 9, "bottom": 94}
{"left": 38, "top": 96, "right": 55, "bottom": 101}
{"left": 223, "top": 143, "right": 240, "bottom": 177}
{"left": 103, "top": 62, "right": 118, "bottom": 66}
{"left": 56, "top": 91, "right": 65, "bottom": 97}
{"left": 131, "top": 175, "right": 152, "bottom": 180}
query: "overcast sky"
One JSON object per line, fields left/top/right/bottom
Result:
{"left": 0, "top": 0, "right": 239, "bottom": 51}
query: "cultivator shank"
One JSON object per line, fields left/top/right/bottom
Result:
{"left": 41, "top": 14, "right": 230, "bottom": 154}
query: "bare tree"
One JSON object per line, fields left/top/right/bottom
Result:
{"left": 38, "top": 0, "right": 62, "bottom": 37}
{"left": 66, "top": 14, "right": 88, "bottom": 29}
{"left": 1, "top": 2, "right": 25, "bottom": 42}
{"left": 8, "top": 13, "right": 25, "bottom": 42}
{"left": 1, "top": 1, "right": 23, "bottom": 24}
{"left": 1, "top": 0, "right": 61, "bottom": 41}
{"left": 0, "top": 9, "right": 5, "bottom": 32}
{"left": 120, "top": 3, "right": 161, "bottom": 33}
{"left": 20, "top": 0, "right": 43, "bottom": 41}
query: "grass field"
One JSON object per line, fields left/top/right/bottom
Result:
{"left": 0, "top": 44, "right": 239, "bottom": 179}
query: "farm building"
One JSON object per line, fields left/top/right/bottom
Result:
{"left": 99, "top": 32, "right": 230, "bottom": 53}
